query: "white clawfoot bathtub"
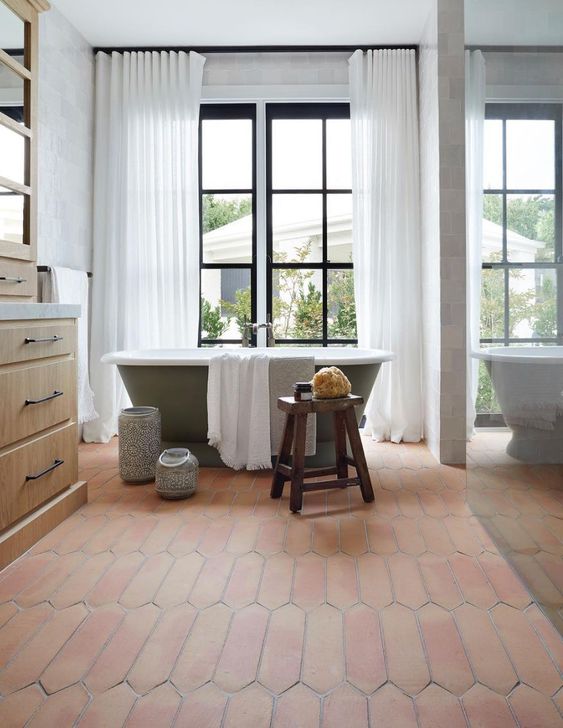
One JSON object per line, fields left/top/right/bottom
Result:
{"left": 474, "top": 347, "right": 563, "bottom": 463}
{"left": 102, "top": 347, "right": 394, "bottom": 466}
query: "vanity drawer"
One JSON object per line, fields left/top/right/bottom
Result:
{"left": 0, "top": 359, "right": 76, "bottom": 447}
{"left": 0, "top": 260, "right": 36, "bottom": 299}
{"left": 0, "top": 424, "right": 78, "bottom": 530}
{"left": 0, "top": 320, "right": 76, "bottom": 366}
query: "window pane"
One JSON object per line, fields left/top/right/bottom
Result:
{"left": 506, "top": 119, "right": 555, "bottom": 190}
{"left": 328, "top": 269, "right": 356, "bottom": 339}
{"left": 326, "top": 119, "right": 351, "bottom": 189}
{"left": 202, "top": 119, "right": 252, "bottom": 190}
{"left": 201, "top": 268, "right": 251, "bottom": 340}
{"left": 483, "top": 119, "right": 503, "bottom": 190}
{"left": 481, "top": 268, "right": 505, "bottom": 339}
{"left": 272, "top": 268, "right": 323, "bottom": 339}
{"left": 0, "top": 59, "right": 24, "bottom": 108}
{"left": 202, "top": 194, "right": 252, "bottom": 264}
{"left": 476, "top": 360, "right": 500, "bottom": 414}
{"left": 0, "top": 123, "right": 25, "bottom": 184}
{"left": 272, "top": 119, "right": 322, "bottom": 189}
{"left": 272, "top": 194, "right": 322, "bottom": 263}
{"left": 0, "top": 4, "right": 25, "bottom": 56}
{"left": 509, "top": 268, "right": 556, "bottom": 339}
{"left": 0, "top": 186, "right": 23, "bottom": 243}
{"left": 506, "top": 194, "right": 554, "bottom": 263}
{"left": 327, "top": 194, "right": 352, "bottom": 263}
{"left": 482, "top": 194, "right": 503, "bottom": 262}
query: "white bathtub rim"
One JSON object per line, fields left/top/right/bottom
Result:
{"left": 473, "top": 346, "right": 563, "bottom": 365}
{"left": 102, "top": 347, "right": 396, "bottom": 367}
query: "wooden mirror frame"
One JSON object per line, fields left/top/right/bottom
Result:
{"left": 0, "top": 0, "right": 50, "bottom": 301}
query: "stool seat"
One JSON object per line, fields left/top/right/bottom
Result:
{"left": 270, "top": 394, "right": 375, "bottom": 513}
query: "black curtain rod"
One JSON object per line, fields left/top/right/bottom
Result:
{"left": 94, "top": 44, "right": 418, "bottom": 55}
{"left": 466, "top": 45, "right": 563, "bottom": 53}
{"left": 37, "top": 265, "right": 93, "bottom": 278}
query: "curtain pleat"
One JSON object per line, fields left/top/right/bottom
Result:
{"left": 349, "top": 49, "right": 423, "bottom": 443}
{"left": 83, "top": 51, "right": 205, "bottom": 443}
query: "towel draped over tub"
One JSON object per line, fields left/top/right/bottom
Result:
{"left": 207, "top": 352, "right": 315, "bottom": 470}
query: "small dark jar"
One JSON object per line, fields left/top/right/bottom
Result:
{"left": 293, "top": 381, "right": 313, "bottom": 401}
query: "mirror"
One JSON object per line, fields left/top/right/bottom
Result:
{"left": 0, "top": 59, "right": 24, "bottom": 114}
{"left": 0, "top": 1, "right": 25, "bottom": 57}
{"left": 0, "top": 185, "right": 24, "bottom": 244}
{"left": 0, "top": 119, "right": 26, "bottom": 185}
{"left": 0, "top": 60, "right": 26, "bottom": 186}
{"left": 465, "top": 0, "right": 563, "bottom": 633}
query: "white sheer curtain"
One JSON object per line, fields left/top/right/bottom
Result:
{"left": 349, "top": 49, "right": 422, "bottom": 443}
{"left": 83, "top": 51, "right": 205, "bottom": 443}
{"left": 465, "top": 51, "right": 486, "bottom": 438}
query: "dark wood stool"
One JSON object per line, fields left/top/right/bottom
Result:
{"left": 270, "top": 394, "right": 375, "bottom": 513}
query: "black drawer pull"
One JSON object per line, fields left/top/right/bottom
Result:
{"left": 24, "top": 335, "right": 63, "bottom": 344}
{"left": 25, "top": 390, "right": 63, "bottom": 406}
{"left": 26, "top": 458, "right": 64, "bottom": 481}
{"left": 0, "top": 276, "right": 26, "bottom": 284}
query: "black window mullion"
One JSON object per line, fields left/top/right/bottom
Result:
{"left": 266, "top": 109, "right": 273, "bottom": 329}
{"left": 502, "top": 113, "right": 508, "bottom": 346}
{"left": 554, "top": 107, "right": 563, "bottom": 342}
{"left": 322, "top": 118, "right": 328, "bottom": 344}
{"left": 198, "top": 109, "right": 204, "bottom": 346}
{"left": 503, "top": 267, "right": 510, "bottom": 345}
{"left": 201, "top": 189, "right": 253, "bottom": 195}
{"left": 502, "top": 118, "right": 507, "bottom": 264}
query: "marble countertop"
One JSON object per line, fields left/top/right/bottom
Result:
{"left": 0, "top": 303, "right": 81, "bottom": 320}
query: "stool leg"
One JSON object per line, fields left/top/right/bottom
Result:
{"left": 290, "top": 414, "right": 307, "bottom": 513}
{"left": 344, "top": 408, "right": 375, "bottom": 503}
{"left": 333, "top": 411, "right": 348, "bottom": 479}
{"left": 271, "top": 414, "right": 295, "bottom": 499}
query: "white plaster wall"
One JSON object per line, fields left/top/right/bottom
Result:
{"left": 37, "top": 6, "right": 94, "bottom": 272}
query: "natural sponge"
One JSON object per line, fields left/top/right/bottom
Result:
{"left": 312, "top": 366, "right": 352, "bottom": 399}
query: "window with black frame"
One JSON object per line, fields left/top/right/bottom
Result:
{"left": 266, "top": 103, "right": 356, "bottom": 346}
{"left": 477, "top": 103, "right": 563, "bottom": 422}
{"left": 199, "top": 104, "right": 256, "bottom": 346}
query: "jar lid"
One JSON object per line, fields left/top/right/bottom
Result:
{"left": 159, "top": 448, "right": 191, "bottom": 468}
{"left": 294, "top": 382, "right": 312, "bottom": 390}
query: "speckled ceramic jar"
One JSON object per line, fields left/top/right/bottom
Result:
{"left": 118, "top": 406, "right": 161, "bottom": 483}
{"left": 155, "top": 448, "right": 199, "bottom": 499}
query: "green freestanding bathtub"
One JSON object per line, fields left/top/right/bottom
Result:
{"left": 102, "top": 348, "right": 394, "bottom": 467}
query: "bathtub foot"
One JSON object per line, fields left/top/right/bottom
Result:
{"left": 506, "top": 432, "right": 563, "bottom": 465}
{"left": 506, "top": 426, "right": 563, "bottom": 464}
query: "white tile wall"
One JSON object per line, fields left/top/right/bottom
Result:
{"left": 203, "top": 52, "right": 350, "bottom": 87}
{"left": 37, "top": 6, "right": 94, "bottom": 273}
{"left": 419, "top": 0, "right": 467, "bottom": 464}
{"left": 484, "top": 51, "right": 563, "bottom": 102}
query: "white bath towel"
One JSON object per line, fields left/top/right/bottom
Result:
{"left": 42, "top": 266, "right": 98, "bottom": 424}
{"left": 207, "top": 353, "right": 272, "bottom": 470}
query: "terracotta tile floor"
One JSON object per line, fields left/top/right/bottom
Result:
{"left": 468, "top": 431, "right": 563, "bottom": 634}
{"left": 1, "top": 436, "right": 562, "bottom": 727}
